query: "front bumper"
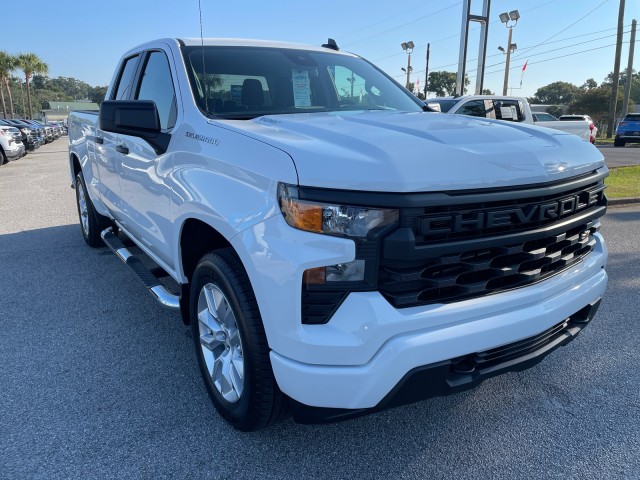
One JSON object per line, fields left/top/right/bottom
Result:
{"left": 6, "top": 143, "right": 25, "bottom": 159}
{"left": 236, "top": 213, "right": 608, "bottom": 411}
{"left": 270, "top": 253, "right": 606, "bottom": 410}
{"left": 289, "top": 298, "right": 601, "bottom": 423}
{"left": 616, "top": 133, "right": 640, "bottom": 142}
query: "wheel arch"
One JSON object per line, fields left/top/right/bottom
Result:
{"left": 178, "top": 217, "right": 243, "bottom": 325}
{"left": 70, "top": 152, "right": 81, "bottom": 187}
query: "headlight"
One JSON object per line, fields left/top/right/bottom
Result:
{"left": 278, "top": 183, "right": 398, "bottom": 238}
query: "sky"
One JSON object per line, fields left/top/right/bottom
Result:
{"left": 2, "top": 0, "right": 639, "bottom": 99}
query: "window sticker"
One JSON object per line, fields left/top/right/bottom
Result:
{"left": 292, "top": 69, "right": 311, "bottom": 107}
{"left": 500, "top": 106, "right": 514, "bottom": 119}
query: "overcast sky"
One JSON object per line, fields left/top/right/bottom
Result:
{"left": 3, "top": 0, "right": 639, "bottom": 98}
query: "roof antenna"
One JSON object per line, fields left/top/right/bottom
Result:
{"left": 321, "top": 38, "right": 339, "bottom": 51}
{"left": 198, "top": 0, "right": 209, "bottom": 115}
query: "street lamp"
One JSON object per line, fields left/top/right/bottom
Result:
{"left": 498, "top": 9, "right": 520, "bottom": 95}
{"left": 401, "top": 41, "right": 415, "bottom": 89}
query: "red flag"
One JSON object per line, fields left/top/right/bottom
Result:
{"left": 520, "top": 60, "right": 528, "bottom": 87}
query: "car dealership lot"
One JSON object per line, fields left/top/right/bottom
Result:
{"left": 1, "top": 143, "right": 639, "bottom": 479}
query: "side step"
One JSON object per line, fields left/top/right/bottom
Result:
{"left": 101, "top": 227, "right": 180, "bottom": 310}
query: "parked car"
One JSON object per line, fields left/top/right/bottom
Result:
{"left": 559, "top": 114, "right": 597, "bottom": 144}
{"left": 24, "top": 120, "right": 55, "bottom": 143}
{"left": 5, "top": 120, "right": 45, "bottom": 149}
{"left": 0, "top": 123, "right": 25, "bottom": 164}
{"left": 427, "top": 96, "right": 595, "bottom": 143}
{"left": 0, "top": 119, "right": 41, "bottom": 151}
{"left": 614, "top": 113, "right": 640, "bottom": 147}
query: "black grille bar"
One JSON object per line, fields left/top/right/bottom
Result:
{"left": 379, "top": 220, "right": 599, "bottom": 308}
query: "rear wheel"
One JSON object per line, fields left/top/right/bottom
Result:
{"left": 614, "top": 138, "right": 625, "bottom": 147}
{"left": 190, "top": 249, "right": 288, "bottom": 431}
{"left": 75, "top": 171, "right": 111, "bottom": 247}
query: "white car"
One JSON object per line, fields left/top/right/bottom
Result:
{"left": 559, "top": 114, "right": 598, "bottom": 143}
{"left": 0, "top": 125, "right": 25, "bottom": 165}
{"left": 428, "top": 96, "right": 596, "bottom": 143}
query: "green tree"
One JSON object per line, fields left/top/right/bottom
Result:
{"left": 546, "top": 105, "right": 564, "bottom": 118}
{"left": 16, "top": 53, "right": 48, "bottom": 119}
{"left": 531, "top": 81, "right": 580, "bottom": 105}
{"left": 581, "top": 78, "right": 598, "bottom": 91}
{"left": 569, "top": 86, "right": 623, "bottom": 136}
{"left": 88, "top": 86, "right": 108, "bottom": 105}
{"left": 482, "top": 88, "right": 494, "bottom": 95}
{"left": 0, "top": 52, "right": 18, "bottom": 118}
{"left": 427, "top": 71, "right": 469, "bottom": 97}
{"left": 602, "top": 69, "right": 637, "bottom": 87}
{"left": 49, "top": 76, "right": 91, "bottom": 100}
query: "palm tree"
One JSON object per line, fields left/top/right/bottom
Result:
{"left": 16, "top": 53, "right": 48, "bottom": 119}
{"left": 0, "top": 52, "right": 18, "bottom": 119}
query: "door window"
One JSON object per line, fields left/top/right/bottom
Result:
{"left": 112, "top": 55, "right": 140, "bottom": 100}
{"left": 135, "top": 51, "right": 177, "bottom": 130}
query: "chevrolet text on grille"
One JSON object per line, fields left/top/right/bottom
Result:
{"left": 420, "top": 185, "right": 605, "bottom": 236}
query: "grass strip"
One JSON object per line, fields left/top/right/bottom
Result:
{"left": 605, "top": 165, "right": 640, "bottom": 198}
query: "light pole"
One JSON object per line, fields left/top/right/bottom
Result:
{"left": 401, "top": 41, "right": 415, "bottom": 89}
{"left": 498, "top": 10, "right": 520, "bottom": 95}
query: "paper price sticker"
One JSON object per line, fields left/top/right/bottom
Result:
{"left": 292, "top": 70, "right": 311, "bottom": 107}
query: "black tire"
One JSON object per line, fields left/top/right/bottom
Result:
{"left": 614, "top": 138, "right": 625, "bottom": 147}
{"left": 0, "top": 148, "right": 7, "bottom": 165}
{"left": 75, "top": 171, "right": 111, "bottom": 247}
{"left": 190, "top": 249, "right": 288, "bottom": 431}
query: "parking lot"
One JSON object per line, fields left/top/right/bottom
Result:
{"left": 1, "top": 143, "right": 639, "bottom": 479}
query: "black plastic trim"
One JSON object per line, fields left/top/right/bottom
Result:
{"left": 383, "top": 207, "right": 605, "bottom": 261}
{"left": 296, "top": 168, "right": 608, "bottom": 208}
{"left": 290, "top": 298, "right": 601, "bottom": 424}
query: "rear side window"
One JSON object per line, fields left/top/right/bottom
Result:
{"left": 623, "top": 114, "right": 640, "bottom": 121}
{"left": 457, "top": 100, "right": 487, "bottom": 117}
{"left": 112, "top": 55, "right": 139, "bottom": 100}
{"left": 493, "top": 100, "right": 524, "bottom": 122}
{"left": 533, "top": 113, "right": 557, "bottom": 122}
{"left": 135, "top": 51, "right": 177, "bottom": 130}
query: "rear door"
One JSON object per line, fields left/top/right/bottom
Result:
{"left": 94, "top": 54, "right": 141, "bottom": 218}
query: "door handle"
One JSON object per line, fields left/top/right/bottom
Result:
{"left": 115, "top": 145, "right": 129, "bottom": 155}
{"left": 94, "top": 136, "right": 104, "bottom": 144}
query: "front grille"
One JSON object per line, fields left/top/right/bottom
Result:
{"left": 378, "top": 172, "right": 607, "bottom": 309}
{"left": 379, "top": 220, "right": 599, "bottom": 307}
{"left": 299, "top": 170, "right": 607, "bottom": 323}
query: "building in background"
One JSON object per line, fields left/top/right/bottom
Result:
{"left": 41, "top": 101, "right": 99, "bottom": 123}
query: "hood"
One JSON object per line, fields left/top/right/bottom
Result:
{"left": 217, "top": 111, "right": 605, "bottom": 192}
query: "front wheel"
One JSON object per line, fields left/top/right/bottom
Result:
{"left": 190, "top": 249, "right": 288, "bottom": 431}
{"left": 613, "top": 138, "right": 625, "bottom": 147}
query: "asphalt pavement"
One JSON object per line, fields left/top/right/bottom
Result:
{"left": 596, "top": 144, "right": 640, "bottom": 167}
{"left": 1, "top": 143, "right": 639, "bottom": 479}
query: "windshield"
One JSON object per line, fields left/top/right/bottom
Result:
{"left": 181, "top": 46, "right": 424, "bottom": 119}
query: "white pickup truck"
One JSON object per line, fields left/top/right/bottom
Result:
{"left": 427, "top": 96, "right": 596, "bottom": 143}
{"left": 68, "top": 38, "right": 608, "bottom": 431}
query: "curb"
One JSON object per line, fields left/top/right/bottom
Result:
{"left": 608, "top": 197, "right": 640, "bottom": 207}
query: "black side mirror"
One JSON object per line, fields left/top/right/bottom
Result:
{"left": 99, "top": 100, "right": 170, "bottom": 154}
